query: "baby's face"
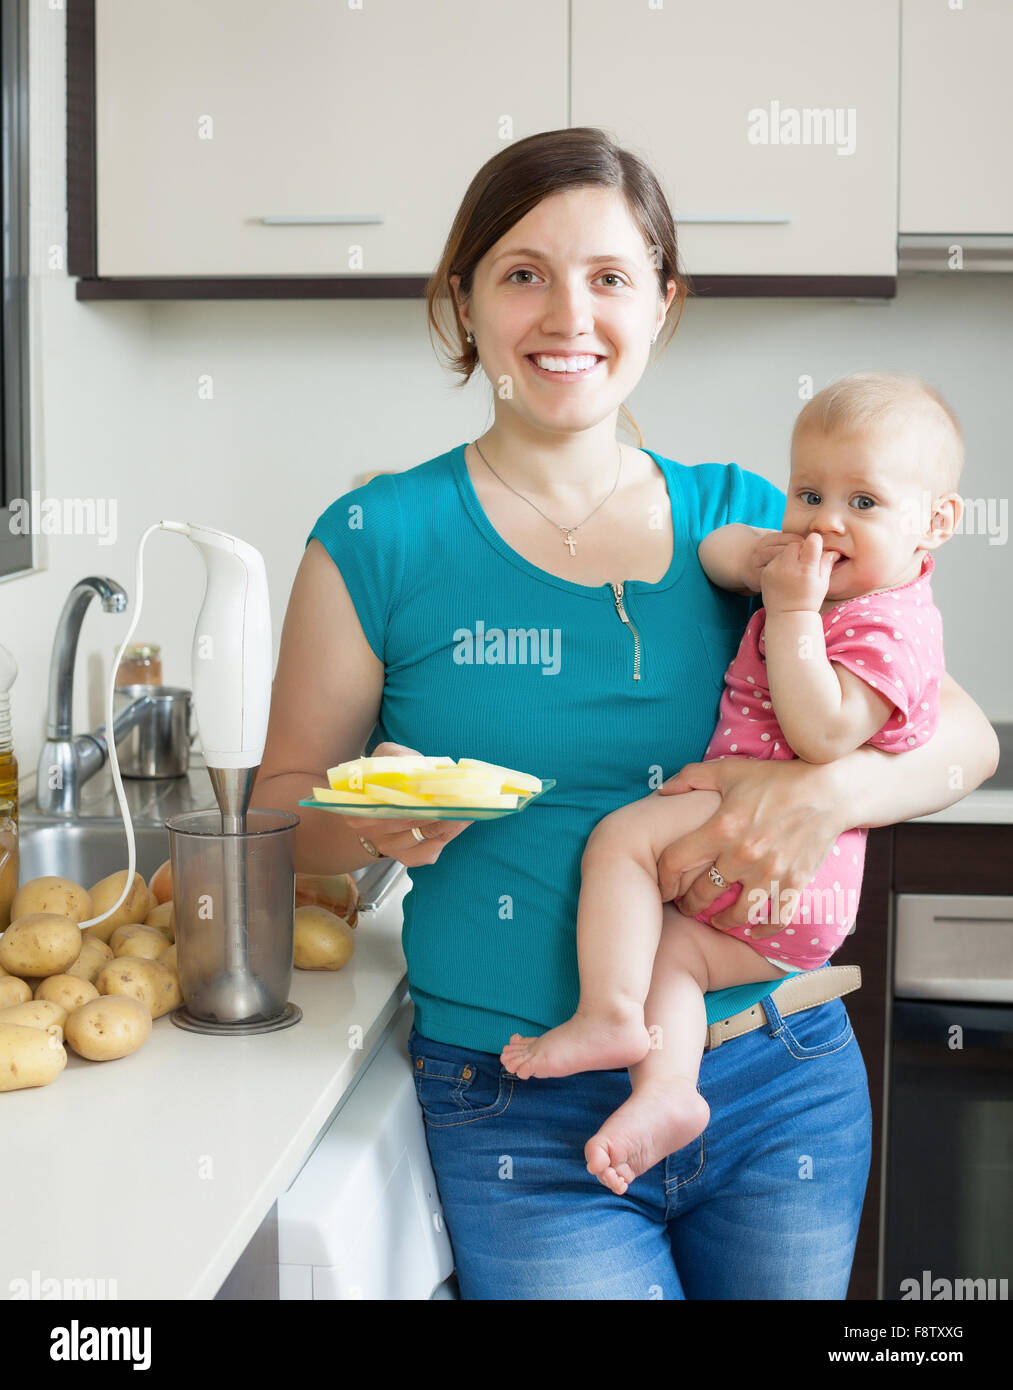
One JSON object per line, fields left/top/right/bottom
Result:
{"left": 783, "top": 426, "right": 934, "bottom": 602}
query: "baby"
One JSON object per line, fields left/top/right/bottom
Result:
{"left": 501, "top": 372, "right": 965, "bottom": 1195}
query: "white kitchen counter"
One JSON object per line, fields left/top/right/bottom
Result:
{"left": 1, "top": 875, "right": 410, "bottom": 1301}
{"left": 910, "top": 787, "right": 1013, "bottom": 826}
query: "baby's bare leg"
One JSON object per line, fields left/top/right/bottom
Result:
{"left": 501, "top": 787, "right": 722, "bottom": 1080}
{"left": 585, "top": 905, "right": 785, "bottom": 1195}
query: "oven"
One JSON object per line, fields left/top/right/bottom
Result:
{"left": 881, "top": 893, "right": 1013, "bottom": 1300}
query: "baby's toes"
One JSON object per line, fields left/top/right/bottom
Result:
{"left": 613, "top": 1161, "right": 636, "bottom": 1189}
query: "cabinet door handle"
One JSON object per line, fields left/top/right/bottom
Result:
{"left": 258, "top": 214, "right": 385, "bottom": 225}
{"left": 676, "top": 213, "right": 792, "bottom": 224}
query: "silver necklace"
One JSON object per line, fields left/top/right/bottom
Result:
{"left": 472, "top": 439, "right": 622, "bottom": 557}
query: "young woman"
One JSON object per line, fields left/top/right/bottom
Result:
{"left": 252, "top": 129, "right": 999, "bottom": 1300}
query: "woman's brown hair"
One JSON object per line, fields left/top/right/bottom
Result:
{"left": 425, "top": 127, "right": 688, "bottom": 447}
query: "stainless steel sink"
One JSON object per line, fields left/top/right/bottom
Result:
{"left": 18, "top": 818, "right": 171, "bottom": 885}
{"left": 15, "top": 815, "right": 404, "bottom": 912}
{"left": 16, "top": 746, "right": 406, "bottom": 911}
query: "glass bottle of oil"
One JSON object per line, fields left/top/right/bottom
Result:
{"left": 0, "top": 642, "right": 19, "bottom": 825}
{"left": 0, "top": 797, "right": 17, "bottom": 932}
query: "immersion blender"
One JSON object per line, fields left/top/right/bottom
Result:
{"left": 161, "top": 521, "right": 275, "bottom": 1022}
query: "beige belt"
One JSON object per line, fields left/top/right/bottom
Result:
{"left": 704, "top": 963, "right": 862, "bottom": 1051}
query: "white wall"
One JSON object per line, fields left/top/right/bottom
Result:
{"left": 4, "top": 6, "right": 1009, "bottom": 802}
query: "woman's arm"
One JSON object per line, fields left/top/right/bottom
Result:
{"left": 654, "top": 669, "right": 998, "bottom": 933}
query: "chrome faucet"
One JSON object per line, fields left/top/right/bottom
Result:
{"left": 35, "top": 576, "right": 155, "bottom": 816}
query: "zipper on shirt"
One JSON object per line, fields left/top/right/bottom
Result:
{"left": 609, "top": 581, "right": 641, "bottom": 681}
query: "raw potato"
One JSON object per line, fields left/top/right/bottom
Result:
{"left": 293, "top": 905, "right": 355, "bottom": 971}
{"left": 148, "top": 859, "right": 173, "bottom": 906}
{"left": 0, "top": 998, "right": 68, "bottom": 1031}
{"left": 110, "top": 924, "right": 167, "bottom": 960}
{"left": 64, "top": 938, "right": 112, "bottom": 984}
{"left": 160, "top": 942, "right": 177, "bottom": 971}
{"left": 294, "top": 872, "right": 359, "bottom": 928}
{"left": 64, "top": 996, "right": 151, "bottom": 1061}
{"left": 145, "top": 961, "right": 182, "bottom": 1019}
{"left": 10, "top": 876, "right": 93, "bottom": 927}
{"left": 95, "top": 958, "right": 159, "bottom": 1014}
{"left": 144, "top": 901, "right": 175, "bottom": 942}
{"left": 96, "top": 956, "right": 180, "bottom": 1017}
{"left": 35, "top": 974, "right": 100, "bottom": 1012}
{"left": 0, "top": 1022, "right": 66, "bottom": 1091}
{"left": 0, "top": 977, "right": 31, "bottom": 1008}
{"left": 0, "top": 913, "right": 82, "bottom": 978}
{"left": 84, "top": 871, "right": 150, "bottom": 940}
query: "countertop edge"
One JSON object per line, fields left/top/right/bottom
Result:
{"left": 191, "top": 974, "right": 409, "bottom": 1301}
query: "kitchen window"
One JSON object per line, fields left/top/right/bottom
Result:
{"left": 0, "top": 0, "right": 30, "bottom": 579}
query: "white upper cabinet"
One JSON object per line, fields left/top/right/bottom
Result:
{"left": 94, "top": 0, "right": 567, "bottom": 276}
{"left": 571, "top": 0, "right": 899, "bottom": 278}
{"left": 900, "top": 0, "right": 1013, "bottom": 234}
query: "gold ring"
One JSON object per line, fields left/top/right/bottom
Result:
{"left": 707, "top": 863, "right": 728, "bottom": 889}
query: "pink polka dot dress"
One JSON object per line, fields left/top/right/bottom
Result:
{"left": 695, "top": 554, "right": 944, "bottom": 971}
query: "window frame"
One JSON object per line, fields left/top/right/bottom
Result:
{"left": 0, "top": 0, "right": 31, "bottom": 579}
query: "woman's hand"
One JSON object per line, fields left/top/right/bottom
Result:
{"left": 335, "top": 742, "right": 474, "bottom": 867}
{"left": 656, "top": 756, "right": 844, "bottom": 934}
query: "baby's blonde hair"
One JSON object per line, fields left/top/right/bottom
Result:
{"left": 792, "top": 372, "right": 964, "bottom": 495}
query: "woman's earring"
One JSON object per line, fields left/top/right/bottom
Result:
{"left": 466, "top": 331, "right": 475, "bottom": 345}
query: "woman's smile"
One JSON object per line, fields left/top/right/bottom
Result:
{"left": 524, "top": 352, "right": 607, "bottom": 382}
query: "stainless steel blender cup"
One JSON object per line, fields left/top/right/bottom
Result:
{"left": 166, "top": 807, "right": 302, "bottom": 1034}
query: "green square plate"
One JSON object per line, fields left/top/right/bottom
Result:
{"left": 299, "top": 779, "right": 555, "bottom": 821}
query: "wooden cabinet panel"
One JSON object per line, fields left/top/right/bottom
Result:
{"left": 571, "top": 0, "right": 898, "bottom": 276}
{"left": 900, "top": 0, "right": 1013, "bottom": 233}
{"left": 95, "top": 0, "right": 567, "bottom": 276}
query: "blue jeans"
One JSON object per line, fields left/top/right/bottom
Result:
{"left": 408, "top": 990, "right": 872, "bottom": 1299}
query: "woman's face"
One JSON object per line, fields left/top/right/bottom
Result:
{"left": 453, "top": 186, "right": 677, "bottom": 436}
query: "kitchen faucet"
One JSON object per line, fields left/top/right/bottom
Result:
{"left": 35, "top": 576, "right": 155, "bottom": 816}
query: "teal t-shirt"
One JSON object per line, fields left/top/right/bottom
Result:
{"left": 306, "top": 442, "right": 798, "bottom": 1055}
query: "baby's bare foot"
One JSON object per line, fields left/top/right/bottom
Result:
{"left": 500, "top": 1009, "right": 651, "bottom": 1080}
{"left": 584, "top": 1077, "right": 710, "bottom": 1196}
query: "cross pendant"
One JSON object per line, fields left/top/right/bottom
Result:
{"left": 563, "top": 530, "right": 577, "bottom": 556}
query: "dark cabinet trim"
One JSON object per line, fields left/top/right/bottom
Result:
{"left": 73, "top": 274, "right": 898, "bottom": 303}
{"left": 894, "top": 822, "right": 1012, "bottom": 894}
{"left": 66, "top": 0, "right": 96, "bottom": 279}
